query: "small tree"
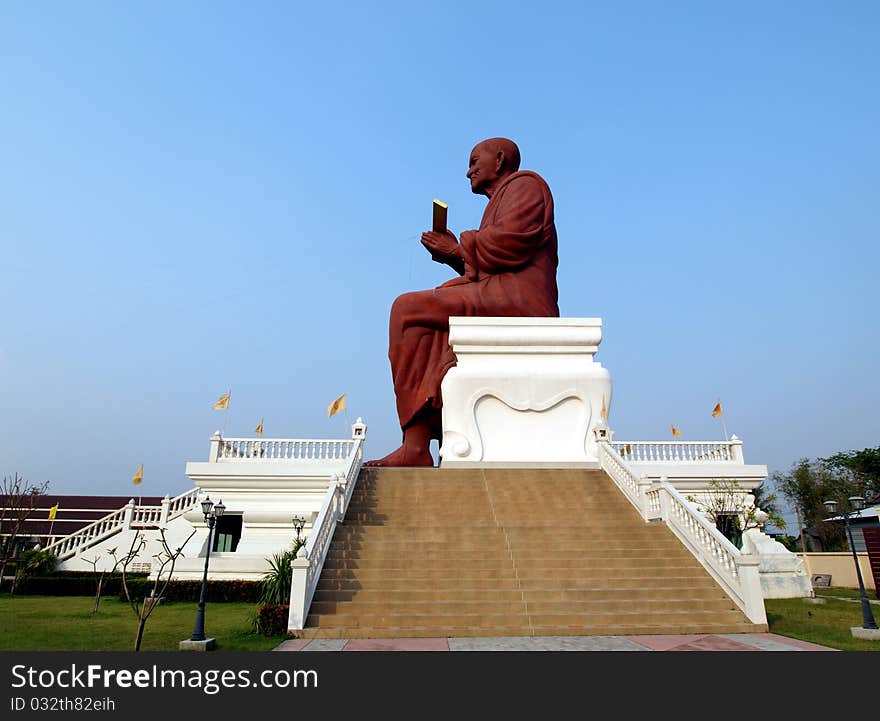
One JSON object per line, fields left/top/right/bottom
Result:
{"left": 82, "top": 548, "right": 123, "bottom": 614}
{"left": 0, "top": 473, "right": 50, "bottom": 589}
{"left": 689, "top": 479, "right": 785, "bottom": 548}
{"left": 115, "top": 528, "right": 195, "bottom": 651}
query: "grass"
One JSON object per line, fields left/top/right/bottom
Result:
{"left": 0, "top": 594, "right": 284, "bottom": 652}
{"left": 764, "top": 588, "right": 880, "bottom": 651}
{"left": 2, "top": 590, "right": 878, "bottom": 652}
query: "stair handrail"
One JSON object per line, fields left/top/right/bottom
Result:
{"left": 650, "top": 481, "right": 766, "bottom": 624}
{"left": 167, "top": 487, "right": 201, "bottom": 521}
{"left": 43, "top": 503, "right": 131, "bottom": 560}
{"left": 599, "top": 441, "right": 766, "bottom": 625}
{"left": 287, "top": 435, "right": 365, "bottom": 633}
{"left": 43, "top": 487, "right": 202, "bottom": 561}
{"left": 597, "top": 441, "right": 652, "bottom": 518}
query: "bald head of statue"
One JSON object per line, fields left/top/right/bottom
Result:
{"left": 466, "top": 137, "right": 522, "bottom": 197}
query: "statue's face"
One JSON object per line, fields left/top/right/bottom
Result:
{"left": 466, "top": 143, "right": 502, "bottom": 195}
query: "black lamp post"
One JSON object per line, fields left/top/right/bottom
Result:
{"left": 823, "top": 496, "right": 878, "bottom": 630}
{"left": 189, "top": 496, "right": 226, "bottom": 643}
{"left": 292, "top": 515, "right": 305, "bottom": 545}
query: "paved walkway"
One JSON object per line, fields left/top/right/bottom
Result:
{"left": 273, "top": 633, "right": 835, "bottom": 652}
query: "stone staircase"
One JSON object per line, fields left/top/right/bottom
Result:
{"left": 305, "top": 467, "right": 766, "bottom": 638}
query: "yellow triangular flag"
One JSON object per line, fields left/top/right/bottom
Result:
{"left": 327, "top": 393, "right": 346, "bottom": 418}
{"left": 48, "top": 504, "right": 59, "bottom": 521}
{"left": 670, "top": 423, "right": 682, "bottom": 438}
{"left": 255, "top": 418, "right": 264, "bottom": 436}
{"left": 601, "top": 395, "right": 608, "bottom": 421}
{"left": 711, "top": 401, "right": 723, "bottom": 418}
{"left": 132, "top": 464, "right": 144, "bottom": 486}
{"left": 213, "top": 391, "right": 230, "bottom": 410}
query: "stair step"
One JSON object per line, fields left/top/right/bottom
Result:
{"left": 306, "top": 609, "right": 749, "bottom": 629}
{"left": 312, "top": 586, "right": 728, "bottom": 603}
{"left": 320, "top": 555, "right": 701, "bottom": 570}
{"left": 309, "top": 599, "right": 737, "bottom": 615}
{"left": 302, "top": 621, "right": 766, "bottom": 639}
{"left": 325, "top": 546, "right": 690, "bottom": 560}
{"left": 303, "top": 466, "right": 761, "bottom": 638}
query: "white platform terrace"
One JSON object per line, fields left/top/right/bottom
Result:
{"left": 177, "top": 421, "right": 366, "bottom": 580}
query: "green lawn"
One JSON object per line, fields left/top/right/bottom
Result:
{"left": 2, "top": 591, "right": 878, "bottom": 651}
{"left": 764, "top": 588, "right": 880, "bottom": 651}
{"left": 0, "top": 595, "right": 283, "bottom": 651}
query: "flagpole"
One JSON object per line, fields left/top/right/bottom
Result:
{"left": 794, "top": 504, "right": 813, "bottom": 593}
{"left": 718, "top": 399, "right": 729, "bottom": 442}
{"left": 223, "top": 389, "right": 230, "bottom": 437}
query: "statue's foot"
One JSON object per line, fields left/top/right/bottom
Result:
{"left": 363, "top": 444, "right": 434, "bottom": 467}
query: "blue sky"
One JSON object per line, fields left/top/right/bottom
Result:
{"left": 1, "top": 3, "right": 878, "bottom": 522}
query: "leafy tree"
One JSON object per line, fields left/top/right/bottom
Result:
{"left": 820, "top": 446, "right": 880, "bottom": 499}
{"left": 751, "top": 481, "right": 787, "bottom": 531}
{"left": 772, "top": 457, "right": 855, "bottom": 551}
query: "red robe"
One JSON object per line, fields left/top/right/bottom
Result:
{"left": 388, "top": 170, "right": 560, "bottom": 432}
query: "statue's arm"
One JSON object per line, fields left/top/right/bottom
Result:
{"left": 420, "top": 230, "right": 465, "bottom": 275}
{"left": 459, "top": 177, "right": 545, "bottom": 274}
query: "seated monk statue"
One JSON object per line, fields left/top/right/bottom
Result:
{"left": 365, "top": 137, "right": 560, "bottom": 467}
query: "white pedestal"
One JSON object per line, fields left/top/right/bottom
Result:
{"left": 439, "top": 317, "right": 612, "bottom": 467}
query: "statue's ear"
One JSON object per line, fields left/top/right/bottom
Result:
{"left": 495, "top": 150, "right": 506, "bottom": 173}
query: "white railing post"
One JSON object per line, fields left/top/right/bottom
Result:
{"left": 159, "top": 495, "right": 171, "bottom": 526}
{"left": 730, "top": 434, "right": 744, "bottom": 464}
{"left": 209, "top": 431, "right": 222, "bottom": 462}
{"left": 123, "top": 499, "right": 136, "bottom": 528}
{"left": 734, "top": 554, "right": 767, "bottom": 624}
{"left": 288, "top": 548, "right": 311, "bottom": 634}
{"left": 637, "top": 476, "right": 653, "bottom": 519}
{"left": 351, "top": 417, "right": 367, "bottom": 440}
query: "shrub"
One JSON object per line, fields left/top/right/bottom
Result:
{"left": 255, "top": 605, "right": 289, "bottom": 636}
{"left": 118, "top": 578, "right": 262, "bottom": 603}
{"left": 15, "top": 572, "right": 148, "bottom": 597}
{"left": 16, "top": 549, "right": 57, "bottom": 577}
{"left": 260, "top": 551, "right": 295, "bottom": 606}
{"left": 259, "top": 537, "right": 305, "bottom": 606}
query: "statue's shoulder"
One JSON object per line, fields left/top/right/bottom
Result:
{"left": 496, "top": 171, "right": 552, "bottom": 201}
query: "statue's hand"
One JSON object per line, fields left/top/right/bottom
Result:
{"left": 421, "top": 230, "right": 460, "bottom": 263}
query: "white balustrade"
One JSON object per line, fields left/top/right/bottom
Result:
{"left": 288, "top": 436, "right": 365, "bottom": 633}
{"left": 598, "top": 440, "right": 766, "bottom": 625}
{"left": 612, "top": 440, "right": 737, "bottom": 463}
{"left": 597, "top": 442, "right": 648, "bottom": 517}
{"left": 167, "top": 488, "right": 200, "bottom": 520}
{"left": 131, "top": 506, "right": 162, "bottom": 526}
{"left": 45, "top": 505, "right": 129, "bottom": 560}
{"left": 216, "top": 438, "right": 356, "bottom": 462}
{"left": 44, "top": 488, "right": 202, "bottom": 561}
